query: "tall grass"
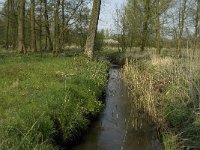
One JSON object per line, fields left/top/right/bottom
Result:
{"left": 123, "top": 48, "right": 200, "bottom": 149}
{"left": 0, "top": 53, "right": 108, "bottom": 149}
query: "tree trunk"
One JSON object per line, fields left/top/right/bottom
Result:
{"left": 84, "top": 0, "right": 101, "bottom": 59}
{"left": 44, "top": 0, "right": 53, "bottom": 51}
{"left": 194, "top": 0, "right": 200, "bottom": 53}
{"left": 39, "top": 0, "right": 42, "bottom": 51}
{"left": 5, "top": 0, "right": 10, "bottom": 50}
{"left": 61, "top": 0, "right": 65, "bottom": 48}
{"left": 11, "top": 0, "right": 17, "bottom": 49}
{"left": 18, "top": 0, "right": 26, "bottom": 54}
{"left": 140, "top": 0, "right": 150, "bottom": 52}
{"left": 156, "top": 0, "right": 161, "bottom": 55}
{"left": 53, "top": 0, "right": 60, "bottom": 55}
{"left": 30, "top": 0, "right": 36, "bottom": 52}
{"left": 177, "top": 0, "right": 187, "bottom": 56}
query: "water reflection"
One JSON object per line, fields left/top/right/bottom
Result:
{"left": 71, "top": 68, "right": 163, "bottom": 150}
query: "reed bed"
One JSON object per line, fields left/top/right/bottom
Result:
{"left": 123, "top": 49, "right": 200, "bottom": 149}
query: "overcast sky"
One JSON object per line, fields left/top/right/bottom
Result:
{"left": 98, "top": 0, "right": 127, "bottom": 32}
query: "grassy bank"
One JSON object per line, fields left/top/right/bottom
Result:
{"left": 0, "top": 53, "right": 108, "bottom": 149}
{"left": 95, "top": 48, "right": 125, "bottom": 65}
{"left": 123, "top": 49, "right": 200, "bottom": 149}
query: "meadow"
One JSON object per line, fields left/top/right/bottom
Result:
{"left": 0, "top": 51, "right": 108, "bottom": 149}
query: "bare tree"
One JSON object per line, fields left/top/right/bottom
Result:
{"left": 177, "top": 0, "right": 187, "bottom": 55}
{"left": 155, "top": 0, "right": 161, "bottom": 55}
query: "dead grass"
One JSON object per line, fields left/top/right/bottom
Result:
{"left": 123, "top": 48, "right": 200, "bottom": 149}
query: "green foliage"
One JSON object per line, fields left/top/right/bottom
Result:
{"left": 96, "top": 48, "right": 125, "bottom": 65}
{"left": 183, "top": 119, "right": 200, "bottom": 149}
{"left": 0, "top": 54, "right": 108, "bottom": 149}
{"left": 94, "top": 30, "right": 105, "bottom": 51}
{"left": 165, "top": 101, "right": 193, "bottom": 129}
{"left": 162, "top": 133, "right": 178, "bottom": 150}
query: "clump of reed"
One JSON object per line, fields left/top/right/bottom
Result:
{"left": 123, "top": 49, "right": 200, "bottom": 149}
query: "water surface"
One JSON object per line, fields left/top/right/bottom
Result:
{"left": 71, "top": 67, "right": 163, "bottom": 150}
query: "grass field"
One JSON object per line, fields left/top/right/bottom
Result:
{"left": 0, "top": 52, "right": 108, "bottom": 149}
{"left": 123, "top": 48, "right": 200, "bottom": 149}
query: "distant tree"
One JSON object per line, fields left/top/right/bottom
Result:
{"left": 4, "top": 0, "right": 18, "bottom": 49}
{"left": 140, "top": 0, "right": 151, "bottom": 52}
{"left": 114, "top": 7, "right": 128, "bottom": 52}
{"left": 94, "top": 30, "right": 105, "bottom": 51}
{"left": 61, "top": 0, "right": 65, "bottom": 48}
{"left": 43, "top": 0, "right": 53, "bottom": 51}
{"left": 155, "top": 0, "right": 161, "bottom": 55}
{"left": 194, "top": 0, "right": 200, "bottom": 53}
{"left": 5, "top": 0, "right": 10, "bottom": 49}
{"left": 0, "top": 0, "right": 93, "bottom": 53}
{"left": 53, "top": 0, "right": 60, "bottom": 55}
{"left": 39, "top": 0, "right": 42, "bottom": 51}
{"left": 84, "top": 0, "right": 101, "bottom": 59}
{"left": 18, "top": 0, "right": 26, "bottom": 54}
{"left": 30, "top": 0, "right": 36, "bottom": 52}
{"left": 177, "top": 0, "right": 187, "bottom": 55}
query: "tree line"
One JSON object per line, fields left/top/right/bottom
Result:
{"left": 0, "top": 0, "right": 101, "bottom": 58}
{"left": 115, "top": 0, "right": 200, "bottom": 56}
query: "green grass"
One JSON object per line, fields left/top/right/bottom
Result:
{"left": 0, "top": 53, "right": 108, "bottom": 149}
{"left": 95, "top": 48, "right": 125, "bottom": 65}
{"left": 163, "top": 133, "right": 178, "bottom": 150}
{"left": 123, "top": 49, "right": 200, "bottom": 149}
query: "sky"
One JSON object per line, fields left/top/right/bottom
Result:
{"left": 0, "top": 0, "right": 126, "bottom": 31}
{"left": 98, "top": 0, "right": 127, "bottom": 32}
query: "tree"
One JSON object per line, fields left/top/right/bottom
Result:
{"left": 125, "top": 0, "right": 154, "bottom": 51}
{"left": 0, "top": 0, "right": 91, "bottom": 52}
{"left": 114, "top": 7, "right": 128, "bottom": 52}
{"left": 84, "top": 0, "right": 101, "bottom": 59}
{"left": 194, "top": 0, "right": 200, "bottom": 53}
{"left": 10, "top": 0, "right": 18, "bottom": 49}
{"left": 18, "top": 0, "right": 26, "bottom": 54}
{"left": 141, "top": 0, "right": 151, "bottom": 52}
{"left": 177, "top": 0, "right": 187, "bottom": 55}
{"left": 43, "top": 0, "right": 53, "bottom": 51}
{"left": 30, "top": 0, "right": 36, "bottom": 52}
{"left": 155, "top": 0, "right": 161, "bottom": 55}
{"left": 53, "top": 0, "right": 60, "bottom": 55}
{"left": 61, "top": 0, "right": 65, "bottom": 48}
{"left": 5, "top": 0, "right": 10, "bottom": 49}
{"left": 39, "top": 0, "right": 42, "bottom": 51}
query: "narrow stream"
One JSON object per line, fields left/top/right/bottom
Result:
{"left": 71, "top": 66, "right": 163, "bottom": 150}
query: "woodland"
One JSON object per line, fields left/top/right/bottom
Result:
{"left": 0, "top": 0, "right": 200, "bottom": 149}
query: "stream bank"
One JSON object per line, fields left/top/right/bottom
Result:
{"left": 70, "top": 66, "right": 163, "bottom": 150}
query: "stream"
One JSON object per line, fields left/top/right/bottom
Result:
{"left": 70, "top": 66, "right": 163, "bottom": 150}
